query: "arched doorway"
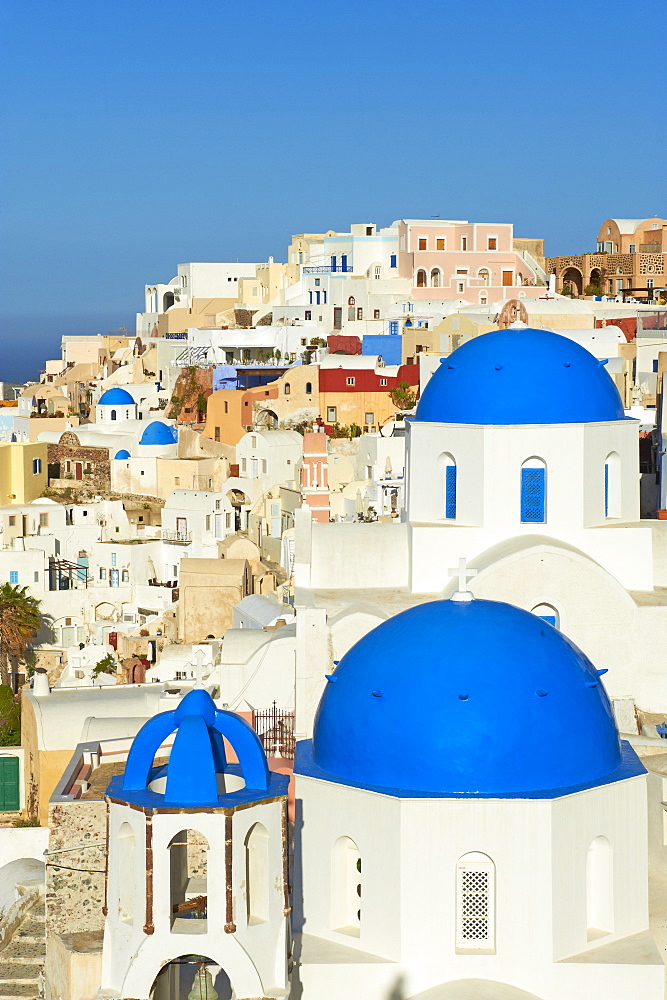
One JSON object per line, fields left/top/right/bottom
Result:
{"left": 163, "top": 292, "right": 175, "bottom": 312}
{"left": 561, "top": 267, "right": 583, "bottom": 297}
{"left": 150, "top": 956, "right": 231, "bottom": 1000}
{"left": 589, "top": 267, "right": 603, "bottom": 293}
{"left": 255, "top": 409, "right": 278, "bottom": 429}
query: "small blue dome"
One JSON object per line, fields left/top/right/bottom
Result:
{"left": 139, "top": 420, "right": 177, "bottom": 446}
{"left": 311, "top": 599, "right": 624, "bottom": 796}
{"left": 98, "top": 387, "right": 135, "bottom": 406}
{"left": 114, "top": 449, "right": 130, "bottom": 459}
{"left": 116, "top": 689, "right": 271, "bottom": 807}
{"left": 416, "top": 329, "right": 625, "bottom": 424}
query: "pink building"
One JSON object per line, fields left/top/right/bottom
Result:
{"left": 396, "top": 219, "right": 545, "bottom": 304}
{"left": 301, "top": 431, "right": 330, "bottom": 522}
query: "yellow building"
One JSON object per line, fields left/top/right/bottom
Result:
{"left": 0, "top": 442, "right": 48, "bottom": 504}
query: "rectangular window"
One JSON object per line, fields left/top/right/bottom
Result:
{"left": 214, "top": 427, "right": 220, "bottom": 441}
{"left": 457, "top": 282, "right": 465, "bottom": 294}
{"left": 390, "top": 254, "right": 397, "bottom": 268}
{"left": 365, "top": 412, "right": 374, "bottom": 424}
{"left": 346, "top": 377, "right": 356, "bottom": 386}
{"left": 32, "top": 458, "right": 42, "bottom": 474}
{"left": 305, "top": 310, "right": 312, "bottom": 320}
{"left": 418, "top": 238, "right": 427, "bottom": 250}
{"left": 225, "top": 512, "right": 231, "bottom": 528}
{"left": 389, "top": 320, "right": 399, "bottom": 336}
{"left": 629, "top": 244, "right": 636, "bottom": 253}
{"left": 8, "top": 516, "right": 15, "bottom": 527}
{"left": 436, "top": 238, "right": 445, "bottom": 250}
{"left": 521, "top": 467, "right": 546, "bottom": 522}
{"left": 315, "top": 278, "right": 320, "bottom": 287}
{"left": 206, "top": 515, "right": 211, "bottom": 531}
{"left": 39, "top": 513, "right": 48, "bottom": 527}
{"left": 456, "top": 861, "right": 495, "bottom": 950}
{"left": 111, "top": 553, "right": 117, "bottom": 567}
{"left": 241, "top": 458, "right": 247, "bottom": 472}
{"left": 261, "top": 459, "right": 267, "bottom": 474}
{"left": 604, "top": 463, "right": 609, "bottom": 517}
{"left": 9, "top": 571, "right": 18, "bottom": 585}
{"left": 487, "top": 237, "right": 497, "bottom": 250}
{"left": 373, "top": 309, "right": 380, "bottom": 319}
{"left": 380, "top": 377, "right": 387, "bottom": 386}
{"left": 34, "top": 571, "right": 39, "bottom": 583}
{"left": 174, "top": 477, "right": 179, "bottom": 486}
{"left": 461, "top": 237, "right": 467, "bottom": 250}
{"left": 327, "top": 406, "right": 337, "bottom": 422}
{"left": 357, "top": 308, "right": 363, "bottom": 320}
{"left": 100, "top": 568, "right": 107, "bottom": 580}
{"left": 445, "top": 465, "right": 457, "bottom": 518}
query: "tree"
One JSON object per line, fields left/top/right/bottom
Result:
{"left": 92, "top": 653, "right": 117, "bottom": 680}
{"left": 0, "top": 585, "right": 43, "bottom": 687}
{"left": 389, "top": 381, "right": 417, "bottom": 411}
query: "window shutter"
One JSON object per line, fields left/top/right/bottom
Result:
{"left": 445, "top": 465, "right": 457, "bottom": 519}
{"left": 456, "top": 861, "right": 494, "bottom": 949}
{"left": 521, "top": 467, "right": 545, "bottom": 522}
{"left": 604, "top": 463, "right": 609, "bottom": 516}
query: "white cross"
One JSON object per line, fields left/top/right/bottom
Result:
{"left": 193, "top": 648, "right": 206, "bottom": 689}
{"left": 448, "top": 557, "right": 477, "bottom": 602}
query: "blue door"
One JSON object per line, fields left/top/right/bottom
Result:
{"left": 445, "top": 466, "right": 457, "bottom": 519}
{"left": 110, "top": 569, "right": 119, "bottom": 588}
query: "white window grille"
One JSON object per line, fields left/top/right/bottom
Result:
{"left": 456, "top": 854, "right": 495, "bottom": 951}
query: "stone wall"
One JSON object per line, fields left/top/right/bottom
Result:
{"left": 47, "top": 433, "right": 110, "bottom": 492}
{"left": 46, "top": 800, "right": 106, "bottom": 935}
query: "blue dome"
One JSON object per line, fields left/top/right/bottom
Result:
{"left": 415, "top": 329, "right": 625, "bottom": 424}
{"left": 114, "top": 689, "right": 273, "bottom": 808}
{"left": 98, "top": 387, "right": 135, "bottom": 405}
{"left": 114, "top": 449, "right": 130, "bottom": 459}
{"left": 139, "top": 420, "right": 177, "bottom": 446}
{"left": 310, "top": 599, "right": 625, "bottom": 797}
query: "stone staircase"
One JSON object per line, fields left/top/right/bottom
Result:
{"left": 0, "top": 897, "right": 45, "bottom": 1000}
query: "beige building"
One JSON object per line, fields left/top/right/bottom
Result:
{"left": 0, "top": 441, "right": 48, "bottom": 504}
{"left": 176, "top": 558, "right": 252, "bottom": 642}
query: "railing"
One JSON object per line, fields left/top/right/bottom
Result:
{"left": 302, "top": 265, "right": 353, "bottom": 274}
{"left": 162, "top": 529, "right": 192, "bottom": 542}
{"left": 254, "top": 702, "right": 295, "bottom": 759}
{"left": 165, "top": 331, "right": 188, "bottom": 340}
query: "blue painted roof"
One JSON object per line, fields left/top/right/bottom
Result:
{"left": 98, "top": 387, "right": 135, "bottom": 405}
{"left": 415, "top": 328, "right": 626, "bottom": 424}
{"left": 139, "top": 420, "right": 177, "bottom": 445}
{"left": 114, "top": 449, "right": 130, "bottom": 459}
{"left": 309, "top": 599, "right": 624, "bottom": 797}
{"left": 112, "top": 689, "right": 281, "bottom": 809}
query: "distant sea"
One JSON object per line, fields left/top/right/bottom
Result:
{"left": 0, "top": 311, "right": 136, "bottom": 383}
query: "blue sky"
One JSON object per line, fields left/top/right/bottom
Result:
{"left": 1, "top": 0, "right": 665, "bottom": 380}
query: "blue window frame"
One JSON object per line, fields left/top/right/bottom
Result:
{"left": 9, "top": 571, "right": 18, "bottom": 585}
{"left": 445, "top": 465, "right": 457, "bottom": 519}
{"left": 604, "top": 463, "right": 609, "bottom": 516}
{"left": 331, "top": 255, "right": 336, "bottom": 270}
{"left": 111, "top": 552, "right": 117, "bottom": 567}
{"left": 390, "top": 254, "right": 397, "bottom": 268}
{"left": 521, "top": 467, "right": 546, "bottom": 522}
{"left": 389, "top": 320, "right": 399, "bottom": 336}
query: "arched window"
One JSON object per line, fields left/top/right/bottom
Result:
{"left": 118, "top": 822, "right": 135, "bottom": 924}
{"left": 416, "top": 269, "right": 427, "bottom": 288}
{"left": 305, "top": 382, "right": 312, "bottom": 394}
{"left": 478, "top": 268, "right": 490, "bottom": 286}
{"left": 284, "top": 383, "right": 291, "bottom": 395}
{"left": 520, "top": 458, "right": 546, "bottom": 523}
{"left": 456, "top": 852, "right": 495, "bottom": 952}
{"left": 332, "top": 836, "right": 361, "bottom": 936}
{"left": 163, "top": 292, "right": 175, "bottom": 312}
{"left": 531, "top": 603, "right": 559, "bottom": 629}
{"left": 586, "top": 836, "right": 613, "bottom": 940}
{"left": 430, "top": 268, "right": 441, "bottom": 288}
{"left": 245, "top": 823, "right": 269, "bottom": 925}
{"left": 516, "top": 272, "right": 524, "bottom": 286}
{"left": 604, "top": 452, "right": 621, "bottom": 517}
{"left": 110, "top": 409, "right": 117, "bottom": 422}
{"left": 169, "top": 829, "right": 208, "bottom": 933}
{"left": 439, "top": 453, "right": 457, "bottom": 519}
{"left": 348, "top": 296, "right": 355, "bottom": 322}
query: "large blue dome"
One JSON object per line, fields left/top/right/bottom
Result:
{"left": 415, "top": 328, "right": 626, "bottom": 424}
{"left": 309, "top": 599, "right": 627, "bottom": 797}
{"left": 98, "top": 387, "right": 135, "bottom": 405}
{"left": 139, "top": 420, "right": 177, "bottom": 445}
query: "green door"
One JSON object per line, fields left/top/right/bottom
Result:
{"left": 0, "top": 757, "right": 20, "bottom": 811}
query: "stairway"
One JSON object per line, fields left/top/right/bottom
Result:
{"left": 0, "top": 897, "right": 45, "bottom": 1000}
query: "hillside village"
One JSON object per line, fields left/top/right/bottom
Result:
{"left": 1, "top": 214, "right": 667, "bottom": 1000}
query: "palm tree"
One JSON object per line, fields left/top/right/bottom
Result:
{"left": 0, "top": 584, "right": 43, "bottom": 687}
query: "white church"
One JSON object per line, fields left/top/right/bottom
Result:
{"left": 99, "top": 590, "right": 663, "bottom": 999}
{"left": 294, "top": 326, "right": 667, "bottom": 716}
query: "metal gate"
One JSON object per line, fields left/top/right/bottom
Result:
{"left": 254, "top": 703, "right": 295, "bottom": 759}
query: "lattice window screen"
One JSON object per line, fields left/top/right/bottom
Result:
{"left": 520, "top": 467, "right": 545, "bottom": 522}
{"left": 604, "top": 463, "right": 609, "bottom": 516}
{"left": 445, "top": 465, "right": 457, "bottom": 519}
{"left": 456, "top": 861, "right": 495, "bottom": 950}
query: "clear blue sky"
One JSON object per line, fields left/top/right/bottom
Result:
{"left": 1, "top": 0, "right": 665, "bottom": 380}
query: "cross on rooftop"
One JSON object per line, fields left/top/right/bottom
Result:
{"left": 656, "top": 722, "right": 667, "bottom": 739}
{"left": 193, "top": 648, "right": 206, "bottom": 689}
{"left": 448, "top": 558, "right": 477, "bottom": 603}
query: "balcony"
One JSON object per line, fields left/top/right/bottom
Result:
{"left": 162, "top": 529, "right": 192, "bottom": 543}
{"left": 302, "top": 265, "right": 353, "bottom": 274}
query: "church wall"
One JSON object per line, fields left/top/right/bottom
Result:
{"left": 307, "top": 521, "right": 409, "bottom": 590}
{"left": 551, "top": 774, "right": 648, "bottom": 961}
{"left": 582, "top": 420, "right": 640, "bottom": 526}
{"left": 406, "top": 422, "right": 484, "bottom": 526}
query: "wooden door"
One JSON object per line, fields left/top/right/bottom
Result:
{"left": 75, "top": 463, "right": 83, "bottom": 480}
{"left": 0, "top": 757, "right": 20, "bottom": 811}
{"left": 502, "top": 271, "right": 513, "bottom": 286}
